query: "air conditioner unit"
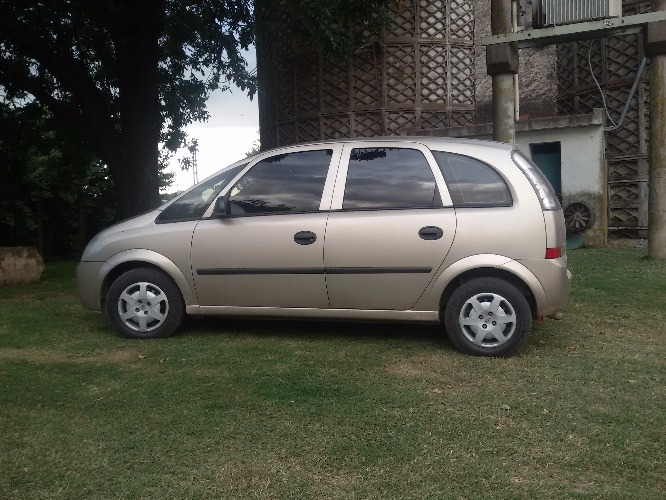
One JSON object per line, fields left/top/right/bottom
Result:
{"left": 532, "top": 0, "right": 623, "bottom": 28}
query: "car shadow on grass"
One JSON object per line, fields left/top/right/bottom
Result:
{"left": 177, "top": 315, "right": 450, "bottom": 348}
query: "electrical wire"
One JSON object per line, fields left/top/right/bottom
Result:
{"left": 588, "top": 40, "right": 618, "bottom": 128}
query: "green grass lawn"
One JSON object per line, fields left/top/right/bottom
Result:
{"left": 1, "top": 248, "right": 664, "bottom": 499}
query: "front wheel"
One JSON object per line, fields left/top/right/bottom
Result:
{"left": 444, "top": 277, "right": 532, "bottom": 357}
{"left": 105, "top": 268, "right": 184, "bottom": 339}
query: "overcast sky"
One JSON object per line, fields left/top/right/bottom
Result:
{"left": 166, "top": 48, "right": 259, "bottom": 192}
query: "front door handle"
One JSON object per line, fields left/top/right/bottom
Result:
{"left": 418, "top": 226, "right": 443, "bottom": 240}
{"left": 294, "top": 231, "right": 317, "bottom": 245}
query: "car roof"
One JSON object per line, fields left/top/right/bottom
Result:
{"left": 260, "top": 136, "right": 515, "bottom": 153}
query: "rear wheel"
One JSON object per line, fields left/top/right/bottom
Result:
{"left": 444, "top": 277, "right": 531, "bottom": 357}
{"left": 106, "top": 268, "right": 184, "bottom": 339}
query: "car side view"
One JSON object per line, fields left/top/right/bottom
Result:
{"left": 77, "top": 137, "right": 571, "bottom": 356}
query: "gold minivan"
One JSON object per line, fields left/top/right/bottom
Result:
{"left": 77, "top": 137, "right": 571, "bottom": 356}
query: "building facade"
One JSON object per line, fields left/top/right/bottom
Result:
{"left": 256, "top": 0, "right": 651, "bottom": 241}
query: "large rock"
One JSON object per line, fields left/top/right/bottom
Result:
{"left": 0, "top": 247, "right": 45, "bottom": 287}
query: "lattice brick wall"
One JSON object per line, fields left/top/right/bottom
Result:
{"left": 556, "top": 0, "right": 650, "bottom": 239}
{"left": 257, "top": 0, "right": 475, "bottom": 150}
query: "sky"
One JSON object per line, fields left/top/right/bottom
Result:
{"left": 165, "top": 48, "right": 259, "bottom": 192}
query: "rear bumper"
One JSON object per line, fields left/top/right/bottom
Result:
{"left": 517, "top": 257, "right": 572, "bottom": 317}
{"left": 76, "top": 261, "right": 105, "bottom": 311}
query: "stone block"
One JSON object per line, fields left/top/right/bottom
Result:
{"left": 0, "top": 247, "right": 45, "bottom": 287}
{"left": 646, "top": 20, "right": 666, "bottom": 56}
{"left": 486, "top": 43, "right": 519, "bottom": 75}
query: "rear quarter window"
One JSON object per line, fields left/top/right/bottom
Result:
{"left": 432, "top": 151, "right": 512, "bottom": 207}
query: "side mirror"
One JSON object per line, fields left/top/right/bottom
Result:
{"left": 212, "top": 195, "right": 230, "bottom": 217}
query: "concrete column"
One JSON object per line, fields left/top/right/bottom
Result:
{"left": 491, "top": 0, "right": 512, "bottom": 37}
{"left": 647, "top": 0, "right": 666, "bottom": 258}
{"left": 488, "top": 0, "right": 518, "bottom": 143}
{"left": 492, "top": 73, "right": 517, "bottom": 144}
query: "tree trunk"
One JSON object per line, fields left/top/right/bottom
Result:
{"left": 108, "top": 0, "right": 165, "bottom": 219}
{"left": 77, "top": 186, "right": 86, "bottom": 254}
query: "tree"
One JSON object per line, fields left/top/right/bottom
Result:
{"left": 0, "top": 102, "right": 117, "bottom": 258}
{"left": 0, "top": 0, "right": 391, "bottom": 220}
{"left": 0, "top": 0, "right": 255, "bottom": 219}
{"left": 257, "top": 0, "right": 392, "bottom": 57}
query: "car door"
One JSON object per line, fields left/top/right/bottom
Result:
{"left": 324, "top": 142, "right": 457, "bottom": 311}
{"left": 191, "top": 145, "right": 341, "bottom": 308}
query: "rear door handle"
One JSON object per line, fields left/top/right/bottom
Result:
{"left": 418, "top": 226, "right": 443, "bottom": 240}
{"left": 294, "top": 231, "right": 317, "bottom": 245}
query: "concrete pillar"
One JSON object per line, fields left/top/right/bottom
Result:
{"left": 488, "top": 0, "right": 518, "bottom": 143}
{"left": 647, "top": 0, "right": 666, "bottom": 258}
{"left": 492, "top": 72, "right": 517, "bottom": 144}
{"left": 490, "top": 0, "right": 512, "bottom": 37}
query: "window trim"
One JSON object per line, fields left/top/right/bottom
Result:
{"left": 213, "top": 208, "right": 330, "bottom": 219}
{"left": 329, "top": 205, "right": 451, "bottom": 215}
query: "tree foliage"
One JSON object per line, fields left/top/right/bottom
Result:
{"left": 0, "top": 0, "right": 255, "bottom": 219}
{"left": 0, "top": 0, "right": 392, "bottom": 222}
{"left": 260, "top": 0, "right": 392, "bottom": 57}
{"left": 0, "top": 102, "right": 116, "bottom": 259}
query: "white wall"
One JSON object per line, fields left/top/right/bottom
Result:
{"left": 516, "top": 125, "right": 605, "bottom": 196}
{"left": 514, "top": 116, "right": 607, "bottom": 245}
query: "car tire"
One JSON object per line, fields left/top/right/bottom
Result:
{"left": 106, "top": 268, "right": 184, "bottom": 339}
{"left": 444, "top": 277, "right": 532, "bottom": 357}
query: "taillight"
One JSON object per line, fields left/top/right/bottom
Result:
{"left": 545, "top": 247, "right": 563, "bottom": 259}
{"left": 512, "top": 151, "right": 561, "bottom": 211}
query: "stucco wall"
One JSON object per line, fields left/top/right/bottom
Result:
{"left": 515, "top": 116, "right": 608, "bottom": 245}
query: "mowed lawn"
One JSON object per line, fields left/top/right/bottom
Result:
{"left": 0, "top": 248, "right": 664, "bottom": 499}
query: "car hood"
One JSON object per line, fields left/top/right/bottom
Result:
{"left": 80, "top": 210, "right": 161, "bottom": 262}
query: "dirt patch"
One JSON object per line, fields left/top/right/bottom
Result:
{"left": 386, "top": 352, "right": 454, "bottom": 379}
{"left": 0, "top": 346, "right": 145, "bottom": 365}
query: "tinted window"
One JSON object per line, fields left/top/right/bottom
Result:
{"left": 157, "top": 163, "right": 247, "bottom": 223}
{"left": 433, "top": 151, "right": 512, "bottom": 207}
{"left": 343, "top": 148, "right": 438, "bottom": 210}
{"left": 228, "top": 149, "right": 332, "bottom": 215}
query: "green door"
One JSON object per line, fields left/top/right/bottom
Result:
{"left": 530, "top": 142, "right": 561, "bottom": 202}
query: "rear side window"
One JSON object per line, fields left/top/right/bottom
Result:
{"left": 156, "top": 163, "right": 247, "bottom": 223}
{"left": 228, "top": 149, "right": 332, "bottom": 215}
{"left": 343, "top": 147, "right": 439, "bottom": 210}
{"left": 432, "top": 151, "right": 512, "bottom": 207}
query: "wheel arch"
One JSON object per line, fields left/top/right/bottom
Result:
{"left": 420, "top": 254, "right": 547, "bottom": 320}
{"left": 438, "top": 267, "right": 537, "bottom": 320}
{"left": 99, "top": 249, "right": 195, "bottom": 309}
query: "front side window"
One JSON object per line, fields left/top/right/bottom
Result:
{"left": 228, "top": 149, "right": 332, "bottom": 215}
{"left": 432, "top": 151, "right": 512, "bottom": 207}
{"left": 342, "top": 147, "right": 439, "bottom": 210}
{"left": 156, "top": 163, "right": 247, "bottom": 223}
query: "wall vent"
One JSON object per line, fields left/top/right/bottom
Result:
{"left": 533, "top": 0, "right": 623, "bottom": 28}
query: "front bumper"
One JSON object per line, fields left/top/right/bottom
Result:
{"left": 76, "top": 261, "right": 105, "bottom": 311}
